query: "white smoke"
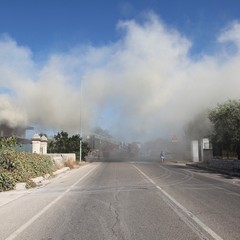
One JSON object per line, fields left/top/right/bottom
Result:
{"left": 0, "top": 13, "right": 240, "bottom": 141}
{"left": 0, "top": 95, "right": 27, "bottom": 128}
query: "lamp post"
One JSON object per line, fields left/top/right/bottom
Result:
{"left": 80, "top": 135, "right": 82, "bottom": 162}
{"left": 79, "top": 76, "right": 85, "bottom": 162}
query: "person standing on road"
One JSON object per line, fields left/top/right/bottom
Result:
{"left": 160, "top": 151, "right": 165, "bottom": 162}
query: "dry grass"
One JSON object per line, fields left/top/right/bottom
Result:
{"left": 54, "top": 162, "right": 65, "bottom": 170}
{"left": 64, "top": 158, "right": 75, "bottom": 169}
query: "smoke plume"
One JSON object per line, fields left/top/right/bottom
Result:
{"left": 0, "top": 13, "right": 240, "bottom": 141}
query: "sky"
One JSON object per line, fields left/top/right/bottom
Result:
{"left": 0, "top": 0, "right": 240, "bottom": 142}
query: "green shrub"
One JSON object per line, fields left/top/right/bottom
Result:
{"left": 26, "top": 179, "right": 37, "bottom": 189}
{"left": 0, "top": 171, "right": 16, "bottom": 192}
{"left": 0, "top": 146, "right": 55, "bottom": 191}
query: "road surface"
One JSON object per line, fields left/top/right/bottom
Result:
{"left": 1, "top": 161, "right": 240, "bottom": 240}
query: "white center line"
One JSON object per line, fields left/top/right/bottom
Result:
{"left": 133, "top": 164, "right": 224, "bottom": 240}
{"left": 5, "top": 163, "right": 100, "bottom": 240}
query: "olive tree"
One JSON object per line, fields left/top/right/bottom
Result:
{"left": 208, "top": 99, "right": 240, "bottom": 159}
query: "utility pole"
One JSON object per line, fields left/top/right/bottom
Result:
{"left": 79, "top": 77, "right": 84, "bottom": 162}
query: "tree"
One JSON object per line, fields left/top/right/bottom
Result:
{"left": 208, "top": 99, "right": 240, "bottom": 159}
{"left": 48, "top": 131, "right": 90, "bottom": 160}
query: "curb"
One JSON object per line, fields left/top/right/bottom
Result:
{"left": 52, "top": 167, "right": 70, "bottom": 176}
{"left": 0, "top": 164, "right": 89, "bottom": 207}
{"left": 186, "top": 163, "right": 240, "bottom": 177}
{"left": 14, "top": 167, "right": 70, "bottom": 191}
{"left": 32, "top": 167, "right": 70, "bottom": 185}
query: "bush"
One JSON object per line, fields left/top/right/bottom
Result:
{"left": 0, "top": 171, "right": 16, "bottom": 191}
{"left": 0, "top": 147, "right": 55, "bottom": 191}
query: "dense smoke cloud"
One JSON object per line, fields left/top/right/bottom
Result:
{"left": 0, "top": 13, "right": 240, "bottom": 141}
{"left": 0, "top": 95, "right": 27, "bottom": 128}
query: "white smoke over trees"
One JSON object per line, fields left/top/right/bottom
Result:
{"left": 0, "top": 13, "right": 240, "bottom": 141}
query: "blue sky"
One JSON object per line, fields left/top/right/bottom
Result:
{"left": 1, "top": 0, "right": 239, "bottom": 55}
{"left": 1, "top": 1, "right": 240, "bottom": 141}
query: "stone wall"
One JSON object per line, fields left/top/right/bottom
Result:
{"left": 194, "top": 158, "right": 240, "bottom": 175}
{"left": 47, "top": 153, "right": 76, "bottom": 167}
{"left": 203, "top": 149, "right": 213, "bottom": 162}
{"left": 206, "top": 159, "right": 240, "bottom": 172}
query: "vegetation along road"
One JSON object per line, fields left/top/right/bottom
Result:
{"left": 1, "top": 160, "right": 240, "bottom": 240}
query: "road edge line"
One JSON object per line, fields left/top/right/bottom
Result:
{"left": 5, "top": 163, "right": 100, "bottom": 240}
{"left": 133, "top": 164, "right": 223, "bottom": 240}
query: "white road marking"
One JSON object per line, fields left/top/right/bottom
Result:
{"left": 5, "top": 163, "right": 100, "bottom": 240}
{"left": 133, "top": 164, "right": 224, "bottom": 240}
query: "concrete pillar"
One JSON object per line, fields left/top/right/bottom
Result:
{"left": 191, "top": 140, "right": 199, "bottom": 162}
{"left": 201, "top": 138, "right": 212, "bottom": 162}
{"left": 32, "top": 134, "right": 41, "bottom": 154}
{"left": 202, "top": 138, "right": 210, "bottom": 149}
{"left": 40, "top": 135, "right": 48, "bottom": 154}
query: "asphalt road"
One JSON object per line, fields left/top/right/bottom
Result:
{"left": 1, "top": 160, "right": 240, "bottom": 240}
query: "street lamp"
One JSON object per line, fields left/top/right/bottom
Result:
{"left": 79, "top": 76, "right": 85, "bottom": 162}
{"left": 80, "top": 134, "right": 82, "bottom": 162}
